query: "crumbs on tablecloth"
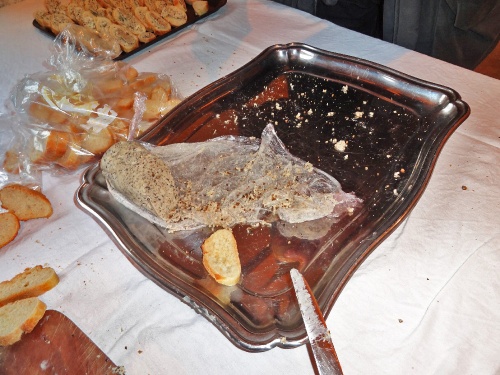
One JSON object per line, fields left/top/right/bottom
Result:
{"left": 112, "top": 366, "right": 126, "bottom": 375}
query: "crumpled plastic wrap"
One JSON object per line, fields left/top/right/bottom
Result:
{"left": 2, "top": 25, "right": 182, "bottom": 180}
{"left": 104, "top": 124, "right": 362, "bottom": 232}
{"left": 0, "top": 114, "right": 42, "bottom": 191}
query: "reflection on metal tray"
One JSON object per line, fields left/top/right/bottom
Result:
{"left": 76, "top": 43, "right": 470, "bottom": 351}
{"left": 32, "top": 0, "right": 227, "bottom": 60}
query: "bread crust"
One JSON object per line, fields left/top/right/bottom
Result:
{"left": 0, "top": 297, "right": 47, "bottom": 346}
{"left": 0, "top": 212, "right": 20, "bottom": 249}
{"left": 201, "top": 229, "right": 241, "bottom": 286}
{"left": 161, "top": 5, "right": 187, "bottom": 27}
{"left": 0, "top": 184, "right": 53, "bottom": 221}
{"left": 0, "top": 266, "right": 59, "bottom": 308}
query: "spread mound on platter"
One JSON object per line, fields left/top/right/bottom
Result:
{"left": 100, "top": 124, "right": 361, "bottom": 232}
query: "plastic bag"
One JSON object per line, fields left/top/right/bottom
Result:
{"left": 102, "top": 124, "right": 362, "bottom": 232}
{"left": 4, "top": 25, "right": 182, "bottom": 174}
{"left": 0, "top": 114, "right": 42, "bottom": 191}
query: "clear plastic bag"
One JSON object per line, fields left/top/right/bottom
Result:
{"left": 0, "top": 114, "right": 42, "bottom": 191}
{"left": 4, "top": 25, "right": 182, "bottom": 174}
{"left": 102, "top": 124, "right": 362, "bottom": 232}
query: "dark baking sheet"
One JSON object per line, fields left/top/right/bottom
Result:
{"left": 33, "top": 0, "right": 227, "bottom": 60}
{"left": 76, "top": 43, "right": 470, "bottom": 351}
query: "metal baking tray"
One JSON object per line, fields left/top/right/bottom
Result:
{"left": 76, "top": 43, "right": 470, "bottom": 351}
{"left": 33, "top": 0, "right": 227, "bottom": 60}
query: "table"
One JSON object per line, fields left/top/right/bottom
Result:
{"left": 0, "top": 0, "right": 499, "bottom": 374}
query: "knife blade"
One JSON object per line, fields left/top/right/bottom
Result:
{"left": 290, "top": 268, "right": 343, "bottom": 375}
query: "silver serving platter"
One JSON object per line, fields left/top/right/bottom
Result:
{"left": 76, "top": 43, "right": 470, "bottom": 351}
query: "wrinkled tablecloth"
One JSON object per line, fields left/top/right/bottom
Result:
{"left": 0, "top": 0, "right": 499, "bottom": 374}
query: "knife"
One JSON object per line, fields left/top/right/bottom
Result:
{"left": 290, "top": 268, "right": 344, "bottom": 375}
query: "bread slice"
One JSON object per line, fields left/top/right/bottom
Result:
{"left": 0, "top": 212, "right": 20, "bottom": 249}
{"left": 192, "top": 0, "right": 208, "bottom": 16}
{"left": 0, "top": 266, "right": 59, "bottom": 308}
{"left": 49, "top": 12, "right": 74, "bottom": 34}
{"left": 81, "top": 127, "right": 115, "bottom": 156}
{"left": 134, "top": 6, "right": 153, "bottom": 31}
{"left": 78, "top": 10, "right": 98, "bottom": 30}
{"left": 66, "top": 3, "right": 84, "bottom": 22}
{"left": 109, "top": 23, "right": 140, "bottom": 52}
{"left": 2, "top": 150, "right": 21, "bottom": 175}
{"left": 112, "top": 7, "right": 146, "bottom": 35}
{"left": 161, "top": 5, "right": 187, "bottom": 27}
{"left": 45, "top": 0, "right": 62, "bottom": 13}
{"left": 0, "top": 184, "right": 53, "bottom": 221}
{"left": 0, "top": 297, "right": 47, "bottom": 346}
{"left": 143, "top": 0, "right": 159, "bottom": 12}
{"left": 41, "top": 130, "right": 72, "bottom": 163}
{"left": 201, "top": 229, "right": 241, "bottom": 286}
{"left": 138, "top": 31, "right": 157, "bottom": 43}
{"left": 144, "top": 10, "right": 171, "bottom": 35}
{"left": 34, "top": 10, "right": 53, "bottom": 29}
{"left": 163, "top": 0, "right": 186, "bottom": 11}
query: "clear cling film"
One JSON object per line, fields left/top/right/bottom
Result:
{"left": 1, "top": 24, "right": 182, "bottom": 190}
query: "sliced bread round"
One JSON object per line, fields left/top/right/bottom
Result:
{"left": 0, "top": 184, "right": 53, "bottom": 221}
{"left": 0, "top": 266, "right": 59, "bottom": 308}
{"left": 0, "top": 212, "right": 20, "bottom": 249}
{"left": 201, "top": 229, "right": 241, "bottom": 286}
{"left": 0, "top": 297, "right": 47, "bottom": 346}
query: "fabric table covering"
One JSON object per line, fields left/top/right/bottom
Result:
{"left": 0, "top": 0, "right": 499, "bottom": 373}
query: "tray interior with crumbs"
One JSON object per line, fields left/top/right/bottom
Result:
{"left": 76, "top": 43, "right": 470, "bottom": 351}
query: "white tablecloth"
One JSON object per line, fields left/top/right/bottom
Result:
{"left": 0, "top": 0, "right": 499, "bottom": 374}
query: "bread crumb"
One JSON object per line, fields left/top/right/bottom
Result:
{"left": 334, "top": 140, "right": 347, "bottom": 152}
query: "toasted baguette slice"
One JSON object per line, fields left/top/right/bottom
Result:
{"left": 34, "top": 10, "right": 53, "bottom": 28}
{"left": 145, "top": 10, "right": 171, "bottom": 35}
{"left": 2, "top": 150, "right": 21, "bottom": 175}
{"left": 161, "top": 5, "right": 187, "bottom": 27}
{"left": 109, "top": 23, "right": 140, "bottom": 52}
{"left": 78, "top": 10, "right": 97, "bottom": 30}
{"left": 66, "top": 3, "right": 84, "bottom": 22}
{"left": 112, "top": 7, "right": 146, "bottom": 35}
{"left": 0, "top": 297, "right": 47, "bottom": 346}
{"left": 0, "top": 212, "right": 20, "bottom": 249}
{"left": 45, "top": 0, "right": 62, "bottom": 13}
{"left": 50, "top": 13, "right": 74, "bottom": 34}
{"left": 138, "top": 31, "right": 157, "bottom": 43}
{"left": 192, "top": 1, "right": 208, "bottom": 16}
{"left": 143, "top": 0, "right": 159, "bottom": 12}
{"left": 56, "top": 138, "right": 92, "bottom": 170}
{"left": 95, "top": 15, "right": 112, "bottom": 34}
{"left": 0, "top": 266, "right": 59, "bottom": 308}
{"left": 81, "top": 127, "right": 115, "bottom": 156}
{"left": 0, "top": 184, "right": 53, "bottom": 221}
{"left": 84, "top": 0, "right": 101, "bottom": 14}
{"left": 164, "top": 0, "right": 186, "bottom": 11}
{"left": 201, "top": 229, "right": 241, "bottom": 286}
{"left": 34, "top": 130, "right": 71, "bottom": 163}
{"left": 134, "top": 6, "right": 151, "bottom": 28}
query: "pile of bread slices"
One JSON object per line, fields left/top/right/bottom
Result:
{"left": 0, "top": 184, "right": 53, "bottom": 249}
{"left": 0, "top": 266, "right": 59, "bottom": 346}
{"left": 34, "top": 0, "right": 209, "bottom": 54}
